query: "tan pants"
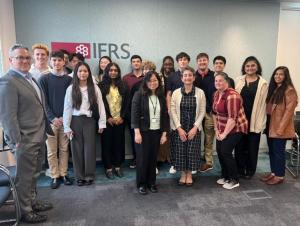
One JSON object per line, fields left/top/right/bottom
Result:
{"left": 46, "top": 124, "right": 69, "bottom": 178}
{"left": 203, "top": 113, "right": 215, "bottom": 165}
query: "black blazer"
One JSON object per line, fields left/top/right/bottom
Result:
{"left": 99, "top": 83, "right": 129, "bottom": 121}
{"left": 131, "top": 90, "right": 169, "bottom": 132}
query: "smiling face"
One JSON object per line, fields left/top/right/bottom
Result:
{"left": 33, "top": 48, "right": 48, "bottom": 66}
{"left": 177, "top": 57, "right": 189, "bottom": 70}
{"left": 213, "top": 59, "right": 225, "bottom": 73}
{"left": 50, "top": 57, "right": 65, "bottom": 72}
{"left": 244, "top": 60, "right": 258, "bottom": 76}
{"left": 215, "top": 75, "right": 228, "bottom": 91}
{"left": 131, "top": 58, "right": 142, "bottom": 71}
{"left": 274, "top": 69, "right": 285, "bottom": 86}
{"left": 109, "top": 65, "right": 119, "bottom": 79}
{"left": 100, "top": 57, "right": 111, "bottom": 71}
{"left": 163, "top": 58, "right": 174, "bottom": 74}
{"left": 197, "top": 57, "right": 209, "bottom": 71}
{"left": 181, "top": 69, "right": 195, "bottom": 86}
{"left": 147, "top": 74, "right": 159, "bottom": 93}
{"left": 77, "top": 65, "right": 89, "bottom": 82}
{"left": 9, "top": 48, "right": 32, "bottom": 73}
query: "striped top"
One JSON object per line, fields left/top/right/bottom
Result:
{"left": 212, "top": 88, "right": 248, "bottom": 134}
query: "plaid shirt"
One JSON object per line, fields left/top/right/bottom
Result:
{"left": 212, "top": 88, "right": 248, "bottom": 134}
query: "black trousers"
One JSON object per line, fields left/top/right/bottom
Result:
{"left": 216, "top": 133, "right": 242, "bottom": 181}
{"left": 70, "top": 116, "right": 96, "bottom": 181}
{"left": 235, "top": 132, "right": 261, "bottom": 176}
{"left": 127, "top": 120, "right": 136, "bottom": 159}
{"left": 136, "top": 130, "right": 161, "bottom": 188}
{"left": 101, "top": 123, "right": 125, "bottom": 169}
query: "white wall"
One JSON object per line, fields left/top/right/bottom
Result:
{"left": 13, "top": 0, "right": 279, "bottom": 80}
{"left": 0, "top": 0, "right": 16, "bottom": 71}
{"left": 276, "top": 3, "right": 300, "bottom": 111}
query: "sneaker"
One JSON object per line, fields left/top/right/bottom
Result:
{"left": 222, "top": 180, "right": 240, "bottom": 189}
{"left": 191, "top": 170, "right": 197, "bottom": 175}
{"left": 200, "top": 163, "right": 213, "bottom": 172}
{"left": 129, "top": 159, "right": 136, "bottom": 169}
{"left": 216, "top": 178, "right": 229, "bottom": 185}
{"left": 156, "top": 168, "right": 159, "bottom": 175}
{"left": 169, "top": 166, "right": 176, "bottom": 174}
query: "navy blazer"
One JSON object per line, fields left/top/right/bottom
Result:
{"left": 131, "top": 90, "right": 169, "bottom": 132}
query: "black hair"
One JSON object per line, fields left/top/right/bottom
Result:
{"left": 213, "top": 55, "right": 226, "bottom": 65}
{"left": 140, "top": 71, "right": 164, "bottom": 97}
{"left": 98, "top": 56, "right": 112, "bottom": 76}
{"left": 241, "top": 56, "right": 262, "bottom": 75}
{"left": 50, "top": 51, "right": 65, "bottom": 59}
{"left": 176, "top": 52, "right": 190, "bottom": 62}
{"left": 100, "top": 62, "right": 127, "bottom": 96}
{"left": 69, "top": 52, "right": 85, "bottom": 62}
{"left": 71, "top": 62, "right": 97, "bottom": 110}
{"left": 266, "top": 66, "right": 298, "bottom": 104}
{"left": 130, "top": 54, "right": 142, "bottom": 62}
{"left": 160, "top": 56, "right": 175, "bottom": 76}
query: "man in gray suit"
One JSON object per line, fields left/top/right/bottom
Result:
{"left": 0, "top": 44, "right": 54, "bottom": 223}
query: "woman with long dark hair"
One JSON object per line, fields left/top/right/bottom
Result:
{"left": 235, "top": 56, "right": 268, "bottom": 179}
{"left": 99, "top": 62, "right": 129, "bottom": 179}
{"left": 94, "top": 56, "right": 112, "bottom": 84}
{"left": 63, "top": 62, "right": 106, "bottom": 186}
{"left": 131, "top": 71, "right": 169, "bottom": 195}
{"left": 261, "top": 66, "right": 298, "bottom": 185}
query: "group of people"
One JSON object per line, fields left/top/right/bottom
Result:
{"left": 0, "top": 43, "right": 298, "bottom": 223}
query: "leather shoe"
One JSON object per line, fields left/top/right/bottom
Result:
{"left": 62, "top": 175, "right": 73, "bottom": 185}
{"left": 148, "top": 185, "right": 158, "bottom": 193}
{"left": 105, "top": 170, "right": 114, "bottom": 179}
{"left": 114, "top": 168, "right": 124, "bottom": 178}
{"left": 85, "top": 180, "right": 93, "bottom": 185}
{"left": 138, "top": 186, "right": 147, "bottom": 195}
{"left": 266, "top": 176, "right": 284, "bottom": 185}
{"left": 32, "top": 201, "right": 53, "bottom": 212}
{"left": 21, "top": 211, "right": 47, "bottom": 223}
{"left": 260, "top": 173, "right": 274, "bottom": 182}
{"left": 50, "top": 178, "right": 60, "bottom": 189}
{"left": 77, "top": 179, "right": 85, "bottom": 186}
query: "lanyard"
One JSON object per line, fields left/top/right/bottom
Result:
{"left": 149, "top": 95, "right": 158, "bottom": 116}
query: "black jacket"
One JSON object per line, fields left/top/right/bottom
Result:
{"left": 131, "top": 90, "right": 169, "bottom": 132}
{"left": 99, "top": 83, "right": 129, "bottom": 121}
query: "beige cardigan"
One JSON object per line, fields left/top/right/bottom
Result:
{"left": 235, "top": 76, "right": 268, "bottom": 133}
{"left": 170, "top": 87, "right": 206, "bottom": 131}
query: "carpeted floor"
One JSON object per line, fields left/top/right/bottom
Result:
{"left": 1, "top": 153, "right": 300, "bottom": 226}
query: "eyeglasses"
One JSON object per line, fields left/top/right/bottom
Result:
{"left": 12, "top": 56, "right": 32, "bottom": 61}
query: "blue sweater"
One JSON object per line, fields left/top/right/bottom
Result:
{"left": 39, "top": 73, "right": 72, "bottom": 121}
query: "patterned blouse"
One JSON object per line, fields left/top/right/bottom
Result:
{"left": 212, "top": 88, "right": 248, "bottom": 134}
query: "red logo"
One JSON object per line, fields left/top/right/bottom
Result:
{"left": 51, "top": 42, "right": 91, "bottom": 59}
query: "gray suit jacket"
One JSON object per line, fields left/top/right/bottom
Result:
{"left": 0, "top": 69, "right": 53, "bottom": 147}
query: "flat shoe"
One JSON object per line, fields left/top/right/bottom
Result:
{"left": 260, "top": 173, "right": 274, "bottom": 182}
{"left": 186, "top": 181, "right": 193, "bottom": 186}
{"left": 266, "top": 177, "right": 284, "bottom": 185}
{"left": 177, "top": 180, "right": 185, "bottom": 186}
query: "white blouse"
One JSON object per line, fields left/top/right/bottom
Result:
{"left": 63, "top": 84, "right": 106, "bottom": 132}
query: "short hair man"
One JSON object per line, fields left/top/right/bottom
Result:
{"left": 194, "top": 52, "right": 216, "bottom": 172}
{"left": 30, "top": 43, "right": 51, "bottom": 80}
{"left": 0, "top": 44, "right": 54, "bottom": 223}
{"left": 39, "top": 51, "right": 73, "bottom": 189}
{"left": 123, "top": 55, "right": 144, "bottom": 168}
{"left": 68, "top": 52, "right": 85, "bottom": 77}
{"left": 213, "top": 55, "right": 235, "bottom": 88}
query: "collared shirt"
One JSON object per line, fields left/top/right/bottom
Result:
{"left": 11, "top": 68, "right": 42, "bottom": 102}
{"left": 122, "top": 72, "right": 144, "bottom": 90}
{"left": 166, "top": 70, "right": 183, "bottom": 93}
{"left": 212, "top": 88, "right": 248, "bottom": 134}
{"left": 29, "top": 64, "right": 51, "bottom": 81}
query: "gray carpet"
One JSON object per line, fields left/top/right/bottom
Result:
{"left": 1, "top": 154, "right": 300, "bottom": 226}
